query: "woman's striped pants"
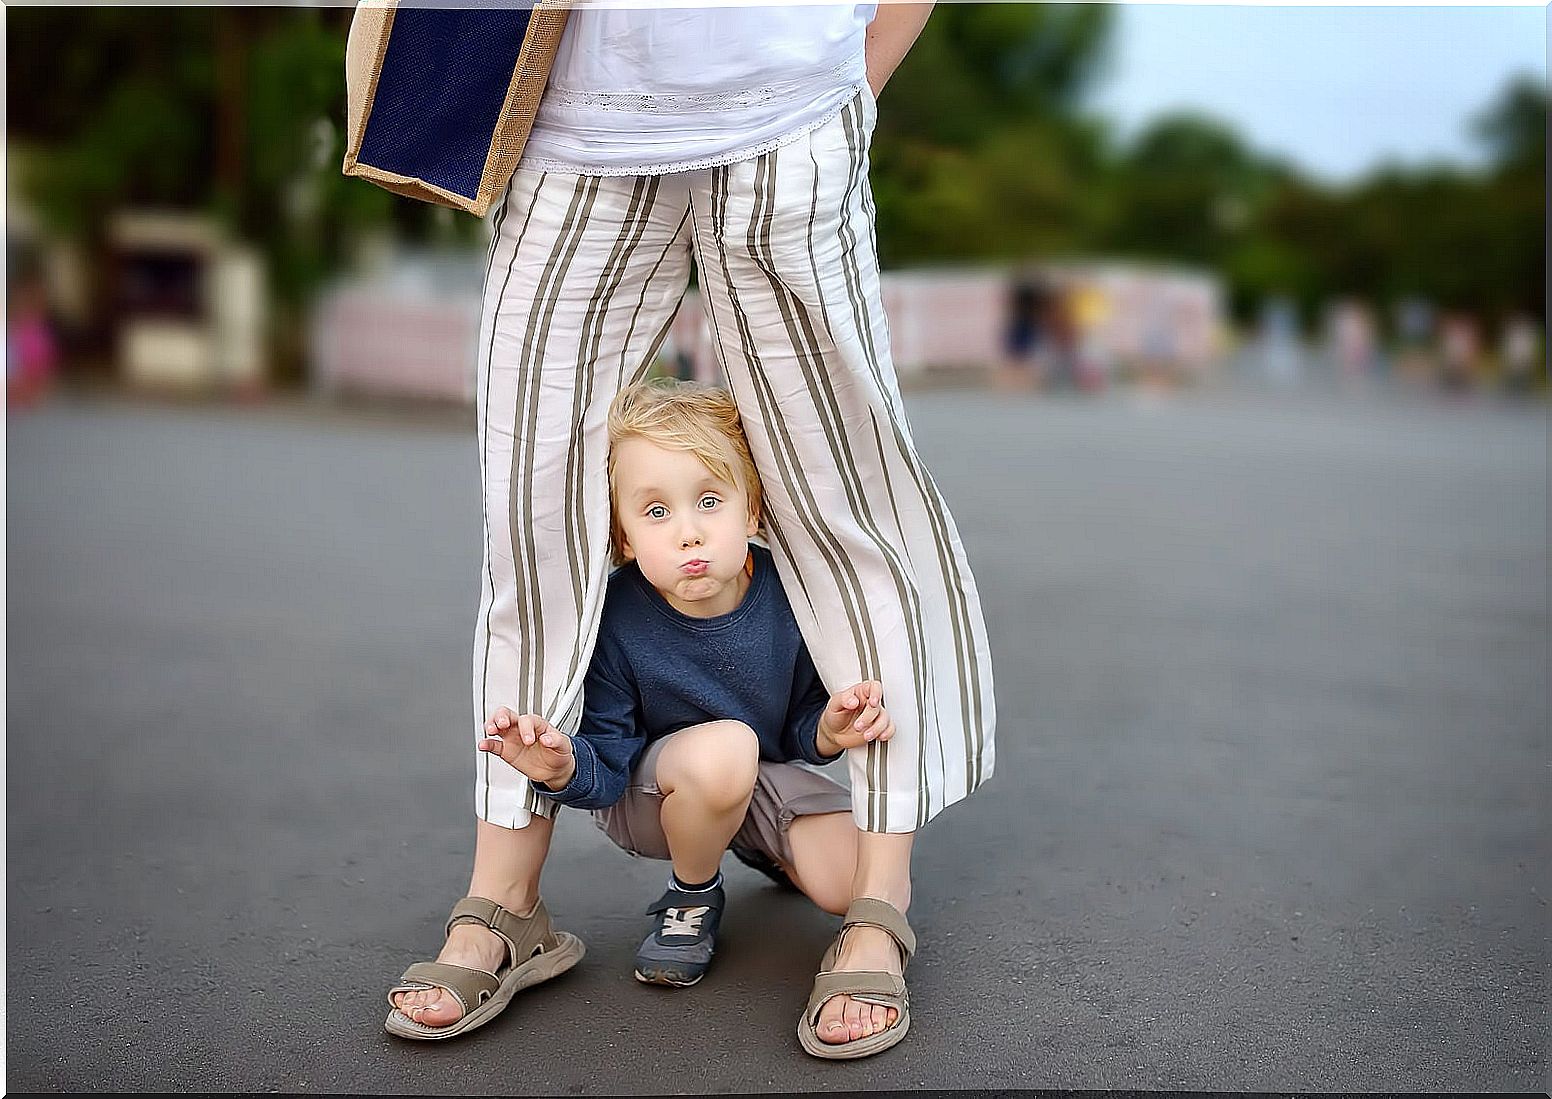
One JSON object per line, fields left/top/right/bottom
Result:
{"left": 473, "top": 88, "right": 995, "bottom": 834}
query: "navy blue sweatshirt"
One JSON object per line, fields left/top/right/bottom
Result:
{"left": 532, "top": 543, "right": 841, "bottom": 811}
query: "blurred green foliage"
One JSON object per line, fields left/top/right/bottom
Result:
{"left": 7, "top": 6, "right": 1545, "bottom": 370}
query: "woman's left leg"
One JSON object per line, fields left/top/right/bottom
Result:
{"left": 688, "top": 88, "right": 996, "bottom": 1050}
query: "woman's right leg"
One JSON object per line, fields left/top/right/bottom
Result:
{"left": 392, "top": 167, "right": 693, "bottom": 1029}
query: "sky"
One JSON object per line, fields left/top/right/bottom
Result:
{"left": 1086, "top": 4, "right": 1547, "bottom": 184}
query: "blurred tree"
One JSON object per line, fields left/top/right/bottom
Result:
{"left": 1469, "top": 75, "right": 1545, "bottom": 322}
{"left": 7, "top": 9, "right": 474, "bottom": 377}
{"left": 1100, "top": 112, "right": 1283, "bottom": 269}
{"left": 6, "top": 9, "right": 1543, "bottom": 380}
{"left": 869, "top": 4, "right": 1115, "bottom": 265}
{"left": 1473, "top": 74, "right": 1546, "bottom": 173}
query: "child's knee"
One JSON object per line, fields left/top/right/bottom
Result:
{"left": 662, "top": 721, "right": 759, "bottom": 807}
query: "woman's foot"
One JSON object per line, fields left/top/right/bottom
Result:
{"left": 390, "top": 897, "right": 532, "bottom": 1028}
{"left": 815, "top": 923, "right": 903, "bottom": 1043}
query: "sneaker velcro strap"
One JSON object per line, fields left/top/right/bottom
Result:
{"left": 645, "top": 886, "right": 722, "bottom": 916}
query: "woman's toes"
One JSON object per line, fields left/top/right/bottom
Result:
{"left": 417, "top": 994, "right": 462, "bottom": 1026}
{"left": 819, "top": 1001, "right": 849, "bottom": 1042}
{"left": 846, "top": 998, "right": 868, "bottom": 1037}
{"left": 393, "top": 988, "right": 461, "bottom": 1026}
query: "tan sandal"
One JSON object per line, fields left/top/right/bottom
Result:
{"left": 384, "top": 896, "right": 584, "bottom": 1040}
{"left": 797, "top": 897, "right": 916, "bottom": 1059}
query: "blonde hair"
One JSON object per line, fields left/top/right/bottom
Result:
{"left": 606, "top": 379, "right": 763, "bottom": 567}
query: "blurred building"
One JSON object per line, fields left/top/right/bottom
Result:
{"left": 310, "top": 247, "right": 484, "bottom": 403}
{"left": 108, "top": 211, "right": 267, "bottom": 392}
{"left": 305, "top": 251, "right": 1228, "bottom": 402}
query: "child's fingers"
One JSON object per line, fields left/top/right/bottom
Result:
{"left": 857, "top": 706, "right": 890, "bottom": 738}
{"left": 875, "top": 718, "right": 896, "bottom": 742}
{"left": 494, "top": 707, "right": 514, "bottom": 730}
{"left": 477, "top": 733, "right": 513, "bottom": 761}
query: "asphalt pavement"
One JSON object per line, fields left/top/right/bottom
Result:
{"left": 7, "top": 376, "right": 1547, "bottom": 1092}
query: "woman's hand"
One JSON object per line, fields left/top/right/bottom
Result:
{"left": 479, "top": 707, "right": 577, "bottom": 789}
{"left": 816, "top": 679, "right": 895, "bottom": 756}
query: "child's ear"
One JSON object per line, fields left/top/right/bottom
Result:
{"left": 746, "top": 505, "right": 760, "bottom": 538}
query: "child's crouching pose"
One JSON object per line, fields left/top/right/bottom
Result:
{"left": 478, "top": 379, "right": 897, "bottom": 1019}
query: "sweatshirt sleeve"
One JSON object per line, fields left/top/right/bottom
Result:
{"left": 531, "top": 631, "right": 646, "bottom": 810}
{"left": 780, "top": 643, "right": 844, "bottom": 766}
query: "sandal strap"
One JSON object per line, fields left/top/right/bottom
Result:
{"left": 805, "top": 969, "right": 908, "bottom": 1024}
{"left": 445, "top": 896, "right": 557, "bottom": 968}
{"left": 838, "top": 897, "right": 916, "bottom": 962}
{"left": 388, "top": 961, "right": 500, "bottom": 1014}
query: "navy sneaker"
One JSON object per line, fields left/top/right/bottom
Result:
{"left": 633, "top": 880, "right": 725, "bottom": 987}
{"left": 730, "top": 844, "right": 797, "bottom": 891}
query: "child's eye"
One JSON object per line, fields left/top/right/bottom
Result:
{"left": 698, "top": 495, "right": 720, "bottom": 510}
{"left": 646, "top": 504, "right": 667, "bottom": 520}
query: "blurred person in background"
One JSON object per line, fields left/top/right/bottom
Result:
{"left": 1069, "top": 281, "right": 1110, "bottom": 393}
{"left": 997, "top": 267, "right": 1049, "bottom": 391}
{"left": 1329, "top": 299, "right": 1380, "bottom": 389}
{"left": 1438, "top": 313, "right": 1482, "bottom": 396}
{"left": 7, "top": 274, "right": 59, "bottom": 408}
{"left": 1393, "top": 297, "right": 1437, "bottom": 390}
{"left": 1256, "top": 296, "right": 1302, "bottom": 386}
{"left": 1044, "top": 282, "right": 1080, "bottom": 392}
{"left": 382, "top": 1, "right": 997, "bottom": 1060}
{"left": 1498, "top": 314, "right": 1542, "bottom": 396}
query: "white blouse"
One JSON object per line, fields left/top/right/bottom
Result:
{"left": 518, "top": 4, "right": 877, "bottom": 176}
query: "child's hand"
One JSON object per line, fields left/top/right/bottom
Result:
{"left": 479, "top": 707, "right": 576, "bottom": 789}
{"left": 817, "top": 679, "right": 894, "bottom": 755}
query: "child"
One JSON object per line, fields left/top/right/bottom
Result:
{"left": 477, "top": 378, "right": 896, "bottom": 989}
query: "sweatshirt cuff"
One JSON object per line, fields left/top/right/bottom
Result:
{"left": 531, "top": 738, "right": 598, "bottom": 806}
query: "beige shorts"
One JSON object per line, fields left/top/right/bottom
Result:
{"left": 592, "top": 732, "right": 852, "bottom": 868}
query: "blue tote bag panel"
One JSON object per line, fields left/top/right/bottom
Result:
{"left": 343, "top": 1, "right": 570, "bottom": 217}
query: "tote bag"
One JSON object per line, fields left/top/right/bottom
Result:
{"left": 342, "top": 1, "right": 570, "bottom": 217}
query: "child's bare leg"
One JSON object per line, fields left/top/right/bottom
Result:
{"left": 391, "top": 813, "right": 556, "bottom": 1027}
{"left": 655, "top": 721, "right": 760, "bottom": 882}
{"left": 784, "top": 811, "right": 858, "bottom": 916}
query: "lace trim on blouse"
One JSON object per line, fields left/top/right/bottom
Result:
{"left": 539, "top": 54, "right": 861, "bottom": 115}
{"left": 517, "top": 82, "right": 870, "bottom": 178}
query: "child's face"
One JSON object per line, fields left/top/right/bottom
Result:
{"left": 613, "top": 436, "right": 759, "bottom": 618}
